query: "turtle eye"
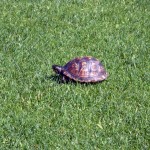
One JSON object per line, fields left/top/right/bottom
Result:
{"left": 54, "top": 69, "right": 59, "bottom": 74}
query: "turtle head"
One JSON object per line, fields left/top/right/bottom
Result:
{"left": 52, "top": 65, "right": 63, "bottom": 74}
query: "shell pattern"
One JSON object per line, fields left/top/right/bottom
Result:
{"left": 62, "top": 56, "right": 108, "bottom": 82}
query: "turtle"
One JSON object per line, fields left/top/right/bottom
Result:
{"left": 52, "top": 56, "right": 108, "bottom": 83}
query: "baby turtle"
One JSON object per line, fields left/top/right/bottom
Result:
{"left": 52, "top": 56, "right": 108, "bottom": 83}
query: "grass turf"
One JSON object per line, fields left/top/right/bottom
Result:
{"left": 0, "top": 0, "right": 150, "bottom": 149}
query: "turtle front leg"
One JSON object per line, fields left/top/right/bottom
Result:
{"left": 62, "top": 75, "right": 69, "bottom": 83}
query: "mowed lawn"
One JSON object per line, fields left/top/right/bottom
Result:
{"left": 0, "top": 0, "right": 149, "bottom": 149}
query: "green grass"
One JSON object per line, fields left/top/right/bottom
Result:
{"left": 0, "top": 0, "right": 150, "bottom": 149}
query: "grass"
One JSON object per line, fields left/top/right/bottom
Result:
{"left": 0, "top": 0, "right": 150, "bottom": 149}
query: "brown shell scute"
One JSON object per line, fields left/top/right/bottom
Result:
{"left": 63, "top": 56, "right": 108, "bottom": 82}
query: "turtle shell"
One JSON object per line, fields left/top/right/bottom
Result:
{"left": 62, "top": 56, "right": 108, "bottom": 82}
